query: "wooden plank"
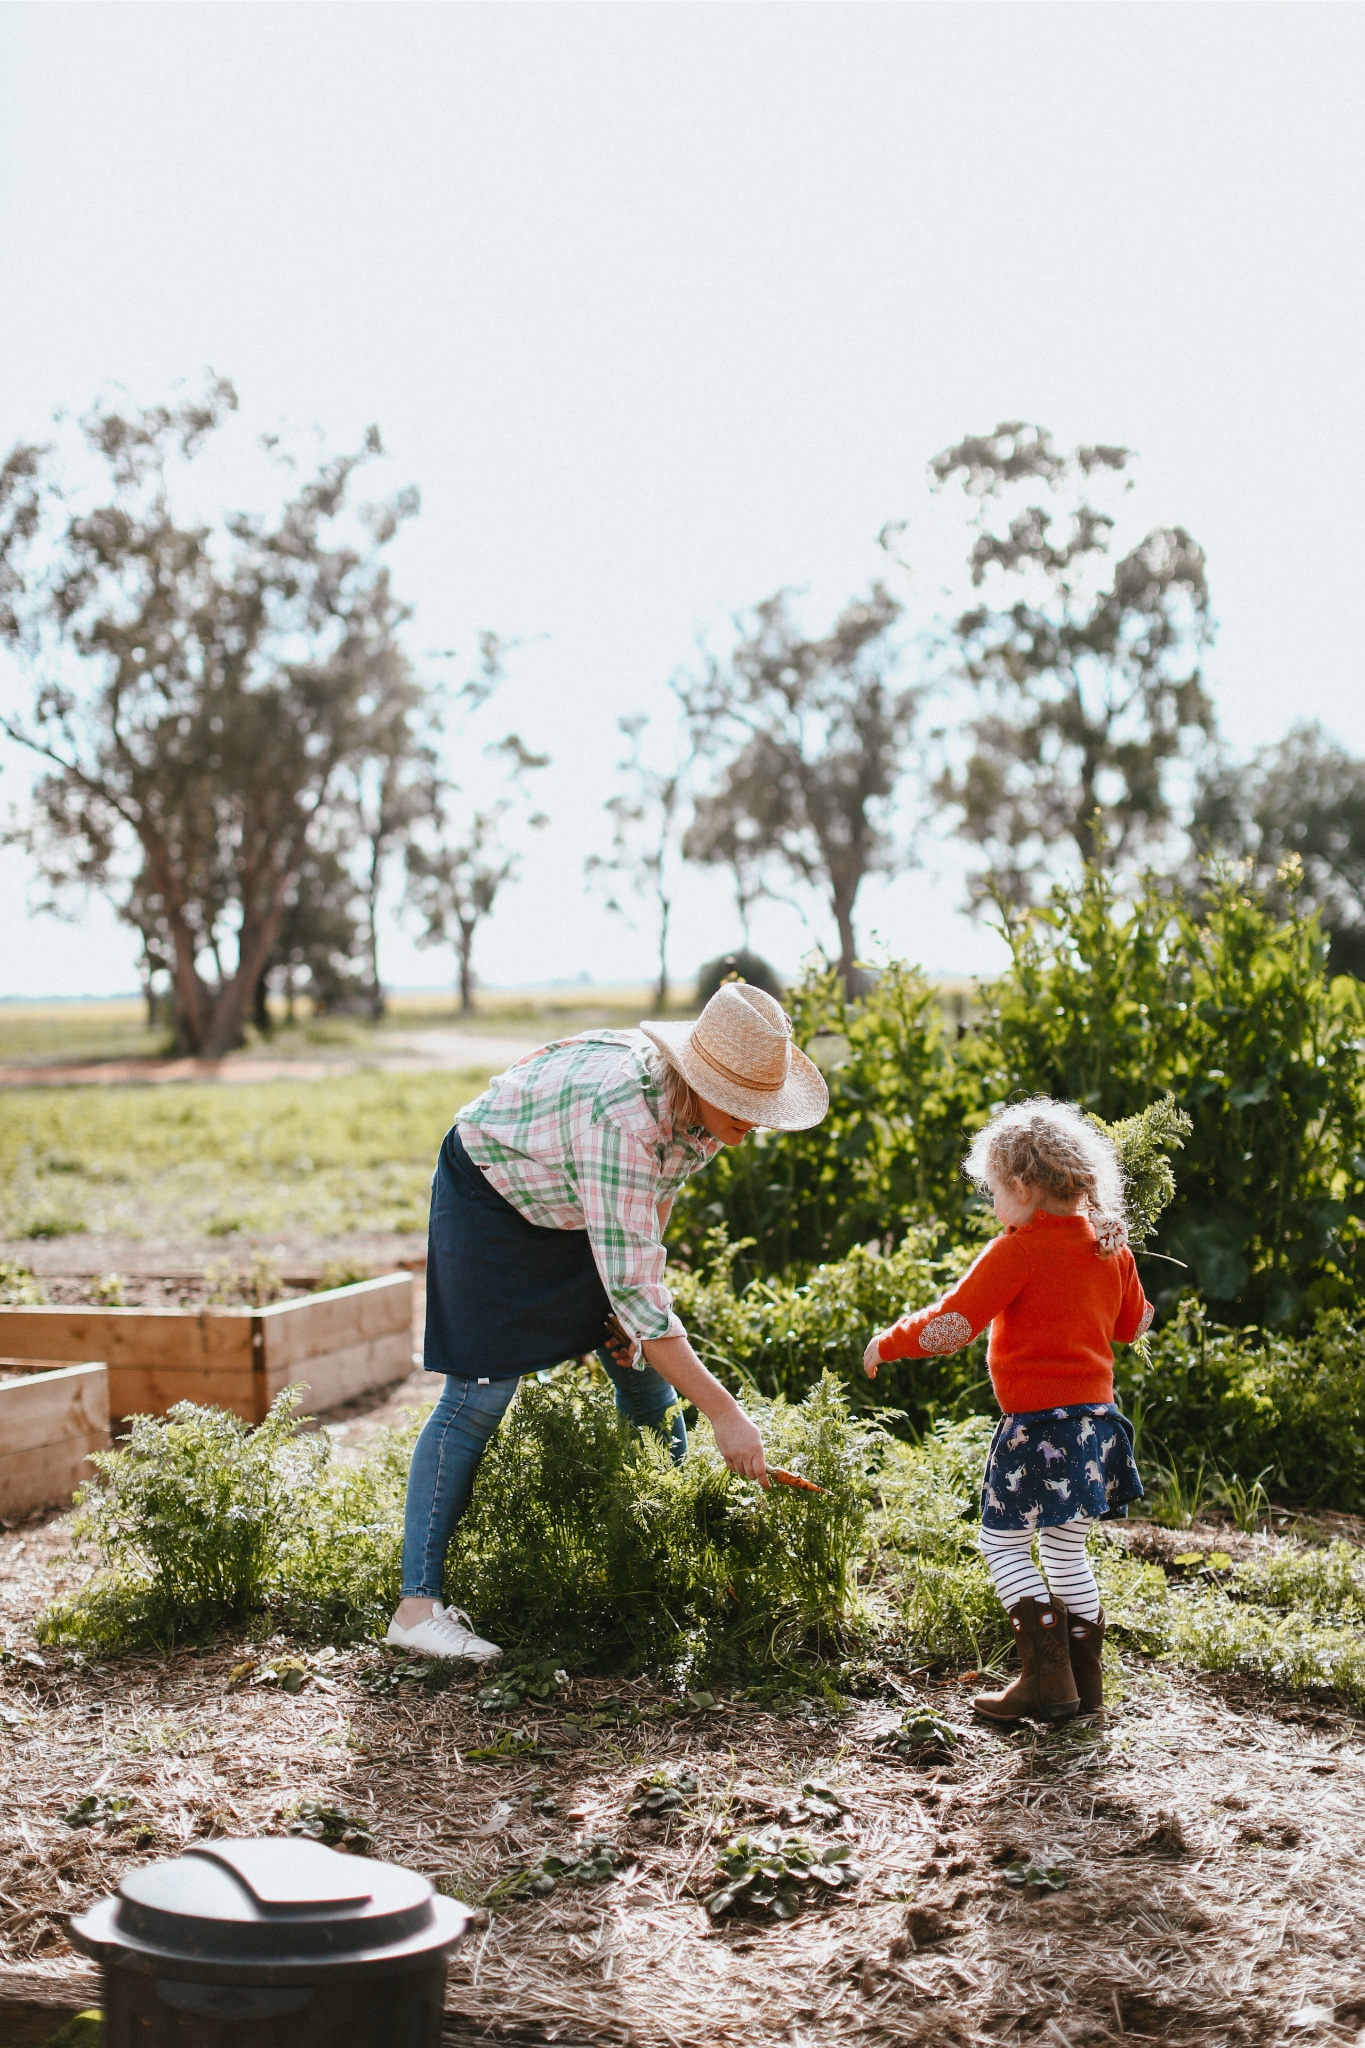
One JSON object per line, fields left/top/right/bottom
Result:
{"left": 265, "top": 1329, "right": 416, "bottom": 1416}
{"left": 258, "top": 1274, "right": 412, "bottom": 1371}
{"left": 0, "top": 1964, "right": 101, "bottom": 2048}
{"left": 107, "top": 1363, "right": 258, "bottom": 1425}
{"left": 0, "top": 1361, "right": 109, "bottom": 1455}
{"left": 0, "top": 1363, "right": 109, "bottom": 1515}
{"left": 0, "top": 1305, "right": 252, "bottom": 1368}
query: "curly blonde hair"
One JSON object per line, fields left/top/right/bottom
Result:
{"left": 964, "top": 1098, "right": 1129, "bottom": 1253}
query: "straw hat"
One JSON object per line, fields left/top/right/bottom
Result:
{"left": 641, "top": 982, "right": 829, "bottom": 1131}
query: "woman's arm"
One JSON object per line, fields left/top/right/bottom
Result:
{"left": 642, "top": 1332, "right": 768, "bottom": 1486}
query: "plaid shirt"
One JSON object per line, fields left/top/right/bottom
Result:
{"left": 456, "top": 1030, "right": 719, "bottom": 1350}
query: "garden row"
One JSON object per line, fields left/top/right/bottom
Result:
{"left": 36, "top": 1365, "right": 1365, "bottom": 1716}
{"left": 0, "top": 1269, "right": 414, "bottom": 1518}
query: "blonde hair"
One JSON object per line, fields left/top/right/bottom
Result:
{"left": 647, "top": 1048, "right": 704, "bottom": 1132}
{"left": 964, "top": 1098, "right": 1129, "bottom": 1254}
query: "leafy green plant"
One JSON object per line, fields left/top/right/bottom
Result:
{"left": 486, "top": 1837, "right": 621, "bottom": 1905}
{"left": 445, "top": 1364, "right": 883, "bottom": 1673}
{"left": 669, "top": 960, "right": 987, "bottom": 1281}
{"left": 877, "top": 1710, "right": 959, "bottom": 1762}
{"left": 981, "top": 862, "right": 1365, "bottom": 1326}
{"left": 288, "top": 1802, "right": 374, "bottom": 1851}
{"left": 313, "top": 1258, "right": 373, "bottom": 1293}
{"left": 0, "top": 1260, "right": 47, "bottom": 1304}
{"left": 38, "top": 1391, "right": 327, "bottom": 1653}
{"left": 630, "top": 1766, "right": 699, "bottom": 1817}
{"left": 704, "top": 1830, "right": 864, "bottom": 1920}
{"left": 205, "top": 1254, "right": 286, "bottom": 1307}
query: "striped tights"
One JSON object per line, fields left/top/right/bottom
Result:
{"left": 978, "top": 1520, "right": 1101, "bottom": 1623}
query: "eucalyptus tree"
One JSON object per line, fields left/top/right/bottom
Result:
{"left": 679, "top": 583, "right": 914, "bottom": 987}
{"left": 1192, "top": 722, "right": 1365, "bottom": 976}
{"left": 585, "top": 711, "right": 689, "bottom": 1009}
{"left": 930, "top": 421, "right": 1215, "bottom": 907}
{"left": 406, "top": 732, "right": 549, "bottom": 1013}
{"left": 0, "top": 378, "right": 430, "bottom": 1054}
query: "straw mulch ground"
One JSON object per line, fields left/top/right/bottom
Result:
{"left": 3, "top": 1513, "right": 1364, "bottom": 2048}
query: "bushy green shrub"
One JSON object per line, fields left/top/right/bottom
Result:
{"left": 39, "top": 1393, "right": 328, "bottom": 1654}
{"left": 674, "top": 1229, "right": 992, "bottom": 1431}
{"left": 675, "top": 1097, "right": 1186, "bottom": 1438}
{"left": 447, "top": 1365, "right": 883, "bottom": 1674}
{"left": 979, "top": 864, "right": 1365, "bottom": 1326}
{"left": 1117, "top": 1304, "right": 1365, "bottom": 1511}
{"left": 669, "top": 961, "right": 985, "bottom": 1281}
{"left": 672, "top": 866, "right": 1365, "bottom": 1331}
{"left": 874, "top": 1420, "right": 1007, "bottom": 1667}
{"left": 38, "top": 1370, "right": 883, "bottom": 1677}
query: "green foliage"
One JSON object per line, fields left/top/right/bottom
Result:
{"left": 669, "top": 961, "right": 986, "bottom": 1280}
{"left": 704, "top": 1831, "right": 864, "bottom": 1920}
{"left": 874, "top": 1421, "right": 1009, "bottom": 1668}
{"left": 486, "top": 1837, "right": 622, "bottom": 1906}
{"left": 0, "top": 1259, "right": 46, "bottom": 1304}
{"left": 675, "top": 865, "right": 1365, "bottom": 1333}
{"left": 38, "top": 1369, "right": 881, "bottom": 1679}
{"left": 446, "top": 1365, "right": 882, "bottom": 1674}
{"left": 1117, "top": 1305, "right": 1365, "bottom": 1513}
{"left": 1094, "top": 1095, "right": 1192, "bottom": 1249}
{"left": 39, "top": 1392, "right": 327, "bottom": 1654}
{"left": 983, "top": 863, "right": 1365, "bottom": 1325}
{"left": 205, "top": 1254, "right": 286, "bottom": 1307}
{"left": 675, "top": 1229, "right": 991, "bottom": 1431}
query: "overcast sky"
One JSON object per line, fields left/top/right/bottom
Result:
{"left": 1, "top": 2, "right": 1362, "bottom": 1002}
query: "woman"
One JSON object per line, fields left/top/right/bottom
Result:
{"left": 386, "top": 980, "right": 829, "bottom": 1663}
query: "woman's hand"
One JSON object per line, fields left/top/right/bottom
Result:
{"left": 601, "top": 1313, "right": 639, "bottom": 1371}
{"left": 863, "top": 1333, "right": 884, "bottom": 1380}
{"left": 640, "top": 1332, "right": 769, "bottom": 1486}
{"left": 711, "top": 1401, "right": 769, "bottom": 1486}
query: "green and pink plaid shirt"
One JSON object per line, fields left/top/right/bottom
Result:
{"left": 456, "top": 1030, "right": 719, "bottom": 1349}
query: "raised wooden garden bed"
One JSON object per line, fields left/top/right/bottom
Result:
{"left": 0, "top": 1273, "right": 414, "bottom": 1425}
{"left": 0, "top": 1363, "right": 110, "bottom": 1519}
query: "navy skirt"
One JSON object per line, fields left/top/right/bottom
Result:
{"left": 423, "top": 1126, "right": 614, "bottom": 1380}
{"left": 980, "top": 1402, "right": 1144, "bottom": 1530}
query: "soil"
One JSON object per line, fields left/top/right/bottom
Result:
{"left": 2, "top": 1494, "right": 1365, "bottom": 2048}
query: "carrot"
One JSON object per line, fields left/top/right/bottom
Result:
{"left": 768, "top": 1467, "right": 826, "bottom": 1494}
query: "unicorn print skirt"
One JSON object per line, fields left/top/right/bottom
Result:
{"left": 980, "top": 1402, "right": 1143, "bottom": 1531}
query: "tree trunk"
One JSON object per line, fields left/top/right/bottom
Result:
{"left": 832, "top": 892, "right": 859, "bottom": 993}
{"left": 365, "top": 845, "right": 386, "bottom": 1019}
{"left": 457, "top": 918, "right": 476, "bottom": 1014}
{"left": 655, "top": 894, "right": 671, "bottom": 1011}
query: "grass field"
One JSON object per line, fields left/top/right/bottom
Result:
{"left": 0, "top": 986, "right": 697, "bottom": 1069}
{"left": 0, "top": 1068, "right": 495, "bottom": 1240}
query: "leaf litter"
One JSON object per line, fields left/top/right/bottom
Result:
{"left": 8, "top": 1514, "right": 1365, "bottom": 2045}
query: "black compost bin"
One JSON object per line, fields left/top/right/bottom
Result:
{"left": 70, "top": 1834, "right": 473, "bottom": 2046}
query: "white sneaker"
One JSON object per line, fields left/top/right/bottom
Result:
{"left": 384, "top": 1602, "right": 503, "bottom": 1665}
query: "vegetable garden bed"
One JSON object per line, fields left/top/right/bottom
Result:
{"left": 0, "top": 1274, "right": 414, "bottom": 1425}
{"left": 0, "top": 1363, "right": 109, "bottom": 1520}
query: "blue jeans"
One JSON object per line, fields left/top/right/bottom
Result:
{"left": 399, "top": 1359, "right": 688, "bottom": 1600}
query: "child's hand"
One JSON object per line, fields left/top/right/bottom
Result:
{"left": 863, "top": 1333, "right": 884, "bottom": 1380}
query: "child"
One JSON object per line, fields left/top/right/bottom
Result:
{"left": 864, "top": 1099, "right": 1152, "bottom": 1721}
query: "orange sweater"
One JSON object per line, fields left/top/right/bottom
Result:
{"left": 876, "top": 1211, "right": 1153, "bottom": 1413}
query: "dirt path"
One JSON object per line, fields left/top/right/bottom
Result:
{"left": 0, "top": 1027, "right": 543, "bottom": 1088}
{"left": 1, "top": 1497, "right": 1362, "bottom": 2048}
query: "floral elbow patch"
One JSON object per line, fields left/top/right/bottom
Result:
{"left": 917, "top": 1312, "right": 973, "bottom": 1355}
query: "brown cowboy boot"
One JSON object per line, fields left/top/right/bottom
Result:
{"left": 973, "top": 1598, "right": 1080, "bottom": 1724}
{"left": 1066, "top": 1608, "right": 1106, "bottom": 1712}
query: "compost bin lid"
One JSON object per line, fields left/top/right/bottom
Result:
{"left": 69, "top": 1836, "right": 472, "bottom": 1980}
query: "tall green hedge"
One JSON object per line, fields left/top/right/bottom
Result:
{"left": 671, "top": 865, "right": 1365, "bottom": 1331}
